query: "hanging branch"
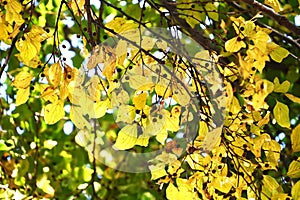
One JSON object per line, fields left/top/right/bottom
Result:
{"left": 239, "top": 0, "right": 300, "bottom": 37}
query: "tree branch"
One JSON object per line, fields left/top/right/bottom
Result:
{"left": 239, "top": 0, "right": 300, "bottom": 36}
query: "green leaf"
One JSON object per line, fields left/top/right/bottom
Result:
{"left": 205, "top": 3, "right": 218, "bottom": 21}
{"left": 270, "top": 46, "right": 289, "bottom": 63}
{"left": 273, "top": 77, "right": 290, "bottom": 93}
{"left": 273, "top": 101, "right": 290, "bottom": 128}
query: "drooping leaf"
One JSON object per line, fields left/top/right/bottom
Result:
{"left": 287, "top": 159, "right": 300, "bottom": 178}
{"left": 225, "top": 37, "right": 246, "bottom": 52}
{"left": 12, "top": 71, "right": 33, "bottom": 89}
{"left": 273, "top": 101, "right": 290, "bottom": 128}
{"left": 16, "top": 87, "right": 30, "bottom": 106}
{"left": 48, "top": 62, "right": 62, "bottom": 88}
{"left": 291, "top": 124, "right": 300, "bottom": 152}
{"left": 265, "top": 0, "right": 282, "bottom": 12}
{"left": 273, "top": 77, "right": 290, "bottom": 93}
{"left": 44, "top": 100, "right": 65, "bottom": 125}
{"left": 292, "top": 180, "right": 300, "bottom": 200}
{"left": 285, "top": 93, "right": 300, "bottom": 104}
{"left": 113, "top": 124, "right": 138, "bottom": 150}
{"left": 269, "top": 44, "right": 289, "bottom": 63}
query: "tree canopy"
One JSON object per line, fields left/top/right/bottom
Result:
{"left": 1, "top": 0, "right": 300, "bottom": 199}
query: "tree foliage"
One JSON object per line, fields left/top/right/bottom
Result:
{"left": 0, "top": 0, "right": 300, "bottom": 199}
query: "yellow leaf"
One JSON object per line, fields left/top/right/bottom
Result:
{"left": 165, "top": 107, "right": 181, "bottom": 132}
{"left": 69, "top": 0, "right": 85, "bottom": 16}
{"left": 36, "top": 175, "right": 55, "bottom": 196}
{"left": 251, "top": 31, "right": 269, "bottom": 53}
{"left": 202, "top": 126, "right": 222, "bottom": 151}
{"left": 292, "top": 180, "right": 300, "bottom": 200}
{"left": 12, "top": 71, "right": 33, "bottom": 89}
{"left": 225, "top": 37, "right": 246, "bottom": 52}
{"left": 135, "top": 133, "right": 150, "bottom": 147}
{"left": 0, "top": 23, "right": 10, "bottom": 42}
{"left": 16, "top": 87, "right": 30, "bottom": 106}
{"left": 15, "top": 37, "right": 40, "bottom": 63}
{"left": 172, "top": 84, "right": 191, "bottom": 106}
{"left": 287, "top": 159, "right": 300, "bottom": 178}
{"left": 28, "top": 25, "right": 50, "bottom": 42}
{"left": 257, "top": 112, "right": 270, "bottom": 127}
{"left": 5, "top": 0, "right": 24, "bottom": 25}
{"left": 273, "top": 101, "right": 290, "bottom": 128}
{"left": 144, "top": 112, "right": 166, "bottom": 137}
{"left": 105, "top": 17, "right": 138, "bottom": 35}
{"left": 149, "top": 165, "right": 167, "bottom": 180}
{"left": 44, "top": 100, "right": 65, "bottom": 125}
{"left": 292, "top": 124, "right": 300, "bottom": 152}
{"left": 166, "top": 183, "right": 179, "bottom": 200}
{"left": 285, "top": 93, "right": 300, "bottom": 104}
{"left": 155, "top": 128, "right": 168, "bottom": 144}
{"left": 211, "top": 176, "right": 234, "bottom": 193}
{"left": 116, "top": 105, "right": 136, "bottom": 124}
{"left": 48, "top": 62, "right": 62, "bottom": 88}
{"left": 269, "top": 46, "right": 289, "bottom": 63}
{"left": 262, "top": 175, "right": 281, "bottom": 198}
{"left": 265, "top": 0, "right": 282, "bottom": 12}
{"left": 198, "top": 121, "right": 208, "bottom": 138}
{"left": 113, "top": 124, "right": 138, "bottom": 150}
{"left": 70, "top": 105, "right": 91, "bottom": 130}
{"left": 40, "top": 84, "right": 58, "bottom": 102}
{"left": 88, "top": 99, "right": 108, "bottom": 119}
{"left": 155, "top": 83, "right": 172, "bottom": 99}
{"left": 132, "top": 91, "right": 147, "bottom": 110}
{"left": 273, "top": 77, "right": 290, "bottom": 93}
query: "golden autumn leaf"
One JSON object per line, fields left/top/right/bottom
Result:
{"left": 48, "top": 62, "right": 62, "bottom": 88}
{"left": 165, "top": 106, "right": 181, "bottom": 132}
{"left": 149, "top": 165, "right": 168, "bottom": 180}
{"left": 287, "top": 159, "right": 300, "bottom": 178}
{"left": 0, "top": 23, "right": 11, "bottom": 42}
{"left": 5, "top": 0, "right": 24, "bottom": 25}
{"left": 291, "top": 124, "right": 300, "bottom": 153}
{"left": 292, "top": 180, "right": 300, "bottom": 200}
{"left": 44, "top": 100, "right": 65, "bottom": 125}
{"left": 285, "top": 93, "right": 300, "bottom": 104}
{"left": 113, "top": 124, "right": 138, "bottom": 150}
{"left": 132, "top": 91, "right": 147, "bottom": 111}
{"left": 105, "top": 17, "right": 138, "bottom": 35}
{"left": 40, "top": 84, "right": 58, "bottom": 103}
{"left": 70, "top": 105, "right": 91, "bottom": 130}
{"left": 69, "top": 0, "right": 86, "bottom": 16}
{"left": 16, "top": 87, "right": 30, "bottom": 106}
{"left": 15, "top": 37, "right": 40, "bottom": 63}
{"left": 211, "top": 176, "right": 234, "bottom": 194}
{"left": 88, "top": 99, "right": 109, "bottom": 119}
{"left": 225, "top": 37, "right": 246, "bottom": 52}
{"left": 273, "top": 101, "right": 290, "bottom": 128}
{"left": 265, "top": 0, "right": 282, "bottom": 12}
{"left": 261, "top": 175, "right": 281, "bottom": 198}
{"left": 12, "top": 71, "right": 33, "bottom": 89}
